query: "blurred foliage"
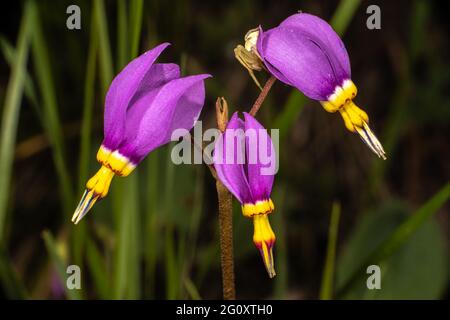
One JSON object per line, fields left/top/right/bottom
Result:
{"left": 337, "top": 201, "right": 448, "bottom": 299}
{"left": 0, "top": 0, "right": 448, "bottom": 300}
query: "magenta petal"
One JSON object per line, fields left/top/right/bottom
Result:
{"left": 120, "top": 74, "right": 210, "bottom": 163}
{"left": 123, "top": 63, "right": 181, "bottom": 142}
{"left": 256, "top": 26, "right": 294, "bottom": 87}
{"left": 280, "top": 13, "right": 351, "bottom": 79}
{"left": 214, "top": 113, "right": 253, "bottom": 204}
{"left": 257, "top": 13, "right": 351, "bottom": 100}
{"left": 166, "top": 75, "right": 207, "bottom": 139}
{"left": 243, "top": 113, "right": 275, "bottom": 201}
{"left": 103, "top": 43, "right": 170, "bottom": 150}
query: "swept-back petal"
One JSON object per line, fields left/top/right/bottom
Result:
{"left": 258, "top": 26, "right": 337, "bottom": 100}
{"left": 213, "top": 112, "right": 253, "bottom": 204}
{"left": 103, "top": 43, "right": 170, "bottom": 150}
{"left": 256, "top": 26, "right": 294, "bottom": 86}
{"left": 280, "top": 13, "right": 351, "bottom": 79}
{"left": 123, "top": 63, "right": 181, "bottom": 142}
{"left": 257, "top": 13, "right": 351, "bottom": 100}
{"left": 243, "top": 113, "right": 275, "bottom": 201}
{"left": 119, "top": 74, "right": 210, "bottom": 163}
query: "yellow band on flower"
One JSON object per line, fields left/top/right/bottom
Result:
{"left": 96, "top": 145, "right": 136, "bottom": 177}
{"left": 241, "top": 199, "right": 274, "bottom": 218}
{"left": 72, "top": 146, "right": 137, "bottom": 224}
{"left": 321, "top": 79, "right": 357, "bottom": 113}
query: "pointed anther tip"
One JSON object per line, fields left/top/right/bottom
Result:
{"left": 268, "top": 269, "right": 277, "bottom": 279}
{"left": 72, "top": 189, "right": 100, "bottom": 225}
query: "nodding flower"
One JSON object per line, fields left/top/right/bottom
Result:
{"left": 72, "top": 43, "right": 210, "bottom": 224}
{"left": 242, "top": 13, "right": 386, "bottom": 159}
{"left": 214, "top": 112, "right": 277, "bottom": 278}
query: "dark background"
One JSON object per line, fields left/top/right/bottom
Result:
{"left": 0, "top": 0, "right": 448, "bottom": 299}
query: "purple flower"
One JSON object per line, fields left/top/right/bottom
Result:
{"left": 72, "top": 43, "right": 210, "bottom": 224}
{"left": 255, "top": 13, "right": 386, "bottom": 159}
{"left": 214, "top": 112, "right": 277, "bottom": 278}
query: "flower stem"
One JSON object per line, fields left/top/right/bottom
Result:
{"left": 216, "top": 179, "right": 235, "bottom": 300}
{"left": 249, "top": 76, "right": 276, "bottom": 116}
{"left": 215, "top": 97, "right": 236, "bottom": 299}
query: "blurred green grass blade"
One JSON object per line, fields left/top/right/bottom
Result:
{"left": 369, "top": 183, "right": 450, "bottom": 263}
{"left": 320, "top": 201, "right": 341, "bottom": 300}
{"left": 0, "top": 1, "right": 32, "bottom": 242}
{"left": 73, "top": 11, "right": 96, "bottom": 272}
{"left": 127, "top": 0, "right": 144, "bottom": 299}
{"left": 112, "top": 0, "right": 145, "bottom": 299}
{"left": 330, "top": 0, "right": 361, "bottom": 36}
{"left": 0, "top": 36, "right": 40, "bottom": 121}
{"left": 94, "top": 0, "right": 113, "bottom": 93}
{"left": 145, "top": 152, "right": 159, "bottom": 298}
{"left": 86, "top": 238, "right": 110, "bottom": 299}
{"left": 113, "top": 174, "right": 141, "bottom": 299}
{"left": 163, "top": 151, "right": 178, "bottom": 299}
{"left": 78, "top": 13, "right": 98, "bottom": 189}
{"left": 179, "top": 166, "right": 205, "bottom": 298}
{"left": 117, "top": 0, "right": 128, "bottom": 68}
{"left": 42, "top": 230, "right": 81, "bottom": 300}
{"left": 128, "top": 174, "right": 141, "bottom": 298}
{"left": 165, "top": 224, "right": 177, "bottom": 299}
{"left": 129, "top": 0, "right": 144, "bottom": 58}
{"left": 338, "top": 182, "right": 450, "bottom": 296}
{"left": 186, "top": 166, "right": 205, "bottom": 264}
{"left": 0, "top": 247, "right": 27, "bottom": 299}
{"left": 336, "top": 202, "right": 448, "bottom": 299}
{"left": 410, "top": 0, "right": 430, "bottom": 60}
{"left": 184, "top": 277, "right": 201, "bottom": 300}
{"left": 30, "top": 1, "right": 73, "bottom": 214}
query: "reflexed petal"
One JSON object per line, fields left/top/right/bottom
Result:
{"left": 103, "top": 43, "right": 170, "bottom": 149}
{"left": 119, "top": 74, "right": 210, "bottom": 163}
{"left": 279, "top": 13, "right": 351, "bottom": 79}
{"left": 243, "top": 112, "right": 275, "bottom": 201}
{"left": 257, "top": 26, "right": 337, "bottom": 100}
{"left": 123, "top": 63, "right": 181, "bottom": 142}
{"left": 256, "top": 26, "right": 293, "bottom": 86}
{"left": 213, "top": 112, "right": 253, "bottom": 204}
{"left": 257, "top": 13, "right": 352, "bottom": 100}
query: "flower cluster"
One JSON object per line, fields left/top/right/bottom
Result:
{"left": 73, "top": 12, "right": 386, "bottom": 280}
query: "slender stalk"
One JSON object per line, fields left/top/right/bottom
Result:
{"left": 249, "top": 76, "right": 276, "bottom": 116}
{"left": 216, "top": 179, "right": 235, "bottom": 300}
{"left": 215, "top": 98, "right": 235, "bottom": 299}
